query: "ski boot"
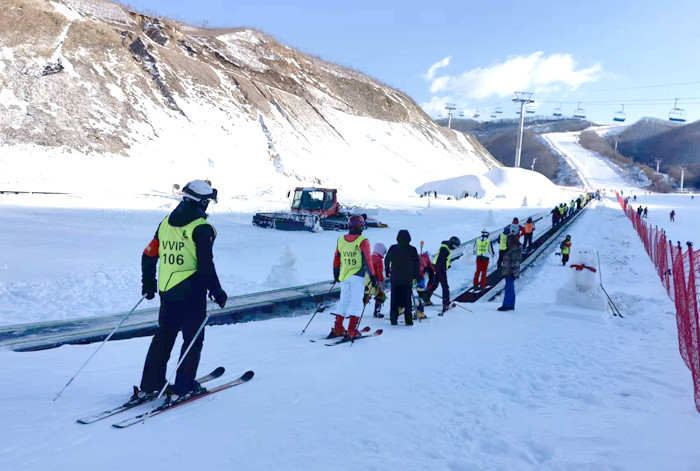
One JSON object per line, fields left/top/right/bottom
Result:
{"left": 127, "top": 386, "right": 160, "bottom": 405}
{"left": 327, "top": 314, "right": 346, "bottom": 339}
{"left": 344, "top": 316, "right": 362, "bottom": 340}
{"left": 167, "top": 381, "right": 207, "bottom": 405}
{"left": 373, "top": 302, "right": 384, "bottom": 318}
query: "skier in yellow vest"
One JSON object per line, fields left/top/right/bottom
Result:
{"left": 136, "top": 180, "right": 227, "bottom": 403}
{"left": 432, "top": 236, "right": 461, "bottom": 315}
{"left": 473, "top": 229, "right": 495, "bottom": 290}
{"left": 330, "top": 215, "right": 377, "bottom": 339}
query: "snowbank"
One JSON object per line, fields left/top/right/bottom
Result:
{"left": 416, "top": 167, "right": 567, "bottom": 206}
{"left": 415, "top": 174, "right": 497, "bottom": 199}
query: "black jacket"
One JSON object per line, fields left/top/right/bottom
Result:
{"left": 142, "top": 201, "right": 223, "bottom": 301}
{"left": 385, "top": 231, "right": 420, "bottom": 285}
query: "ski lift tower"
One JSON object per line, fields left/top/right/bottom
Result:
{"left": 654, "top": 158, "right": 662, "bottom": 173}
{"left": 445, "top": 103, "right": 457, "bottom": 129}
{"left": 681, "top": 165, "right": 686, "bottom": 192}
{"left": 513, "top": 92, "right": 534, "bottom": 168}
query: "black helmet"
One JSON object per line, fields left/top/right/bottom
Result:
{"left": 182, "top": 180, "right": 218, "bottom": 210}
{"left": 448, "top": 236, "right": 461, "bottom": 248}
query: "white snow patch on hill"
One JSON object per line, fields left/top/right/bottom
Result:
{"left": 416, "top": 167, "right": 571, "bottom": 206}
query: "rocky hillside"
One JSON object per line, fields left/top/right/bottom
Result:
{"left": 0, "top": 0, "right": 498, "bottom": 198}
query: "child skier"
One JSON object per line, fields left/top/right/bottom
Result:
{"left": 560, "top": 235, "right": 572, "bottom": 266}
{"left": 432, "top": 235, "right": 461, "bottom": 315}
{"left": 330, "top": 215, "right": 377, "bottom": 339}
{"left": 365, "top": 242, "right": 387, "bottom": 318}
{"left": 522, "top": 217, "right": 535, "bottom": 252}
{"left": 415, "top": 252, "right": 435, "bottom": 319}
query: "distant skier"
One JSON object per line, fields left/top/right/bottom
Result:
{"left": 670, "top": 210, "right": 675, "bottom": 222}
{"left": 551, "top": 206, "right": 560, "bottom": 227}
{"left": 560, "top": 235, "right": 572, "bottom": 266}
{"left": 497, "top": 226, "right": 510, "bottom": 269}
{"left": 366, "top": 242, "right": 387, "bottom": 318}
{"left": 432, "top": 236, "right": 461, "bottom": 315}
{"left": 137, "top": 180, "right": 227, "bottom": 404}
{"left": 522, "top": 217, "right": 535, "bottom": 252}
{"left": 498, "top": 232, "right": 522, "bottom": 311}
{"left": 643, "top": 207, "right": 648, "bottom": 218}
{"left": 633, "top": 195, "right": 637, "bottom": 202}
{"left": 331, "top": 215, "right": 377, "bottom": 339}
{"left": 385, "top": 230, "right": 420, "bottom": 326}
{"left": 473, "top": 229, "right": 495, "bottom": 290}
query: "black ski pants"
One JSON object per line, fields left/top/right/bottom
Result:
{"left": 434, "top": 268, "right": 450, "bottom": 309}
{"left": 140, "top": 296, "right": 207, "bottom": 395}
{"left": 390, "top": 283, "right": 413, "bottom": 325}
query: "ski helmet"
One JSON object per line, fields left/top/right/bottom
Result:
{"left": 182, "top": 180, "right": 218, "bottom": 209}
{"left": 348, "top": 215, "right": 365, "bottom": 230}
{"left": 481, "top": 229, "right": 489, "bottom": 237}
{"left": 373, "top": 242, "right": 387, "bottom": 256}
{"left": 448, "top": 236, "right": 461, "bottom": 248}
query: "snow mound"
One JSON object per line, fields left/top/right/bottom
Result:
{"left": 415, "top": 174, "right": 497, "bottom": 199}
{"left": 416, "top": 167, "right": 565, "bottom": 205}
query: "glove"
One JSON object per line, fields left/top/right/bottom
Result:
{"left": 142, "top": 280, "right": 156, "bottom": 300}
{"left": 369, "top": 274, "right": 378, "bottom": 288}
{"left": 333, "top": 267, "right": 340, "bottom": 283}
{"left": 417, "top": 278, "right": 426, "bottom": 289}
{"left": 209, "top": 289, "right": 228, "bottom": 308}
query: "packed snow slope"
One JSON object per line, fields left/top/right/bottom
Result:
{"left": 1, "top": 196, "right": 700, "bottom": 471}
{"left": 543, "top": 131, "right": 648, "bottom": 192}
{"left": 0, "top": 0, "right": 497, "bottom": 200}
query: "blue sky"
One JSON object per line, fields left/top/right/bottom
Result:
{"left": 128, "top": 0, "right": 700, "bottom": 124}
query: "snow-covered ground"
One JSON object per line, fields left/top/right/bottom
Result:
{"left": 2, "top": 195, "right": 700, "bottom": 470}
{"left": 2, "top": 134, "right": 700, "bottom": 470}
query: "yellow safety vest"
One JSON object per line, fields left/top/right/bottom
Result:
{"left": 433, "top": 243, "right": 452, "bottom": 269}
{"left": 337, "top": 235, "right": 366, "bottom": 281}
{"left": 499, "top": 233, "right": 508, "bottom": 250}
{"left": 561, "top": 242, "right": 571, "bottom": 255}
{"left": 476, "top": 238, "right": 490, "bottom": 256}
{"left": 157, "top": 217, "right": 213, "bottom": 292}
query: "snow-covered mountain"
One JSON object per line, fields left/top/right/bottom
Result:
{"left": 0, "top": 0, "right": 498, "bottom": 199}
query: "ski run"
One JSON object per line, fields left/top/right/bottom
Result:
{"left": 2, "top": 132, "right": 700, "bottom": 470}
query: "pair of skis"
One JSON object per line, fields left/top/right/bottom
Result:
{"left": 76, "top": 368, "right": 254, "bottom": 428}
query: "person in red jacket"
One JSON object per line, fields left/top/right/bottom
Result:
{"left": 331, "top": 215, "right": 376, "bottom": 339}
{"left": 365, "top": 242, "right": 387, "bottom": 318}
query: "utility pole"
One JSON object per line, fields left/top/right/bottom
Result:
{"left": 654, "top": 158, "right": 662, "bottom": 173}
{"left": 444, "top": 103, "right": 457, "bottom": 129}
{"left": 512, "top": 92, "right": 534, "bottom": 168}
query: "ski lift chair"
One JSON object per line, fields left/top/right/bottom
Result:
{"left": 495, "top": 106, "right": 503, "bottom": 114}
{"left": 526, "top": 103, "right": 535, "bottom": 114}
{"left": 553, "top": 104, "right": 563, "bottom": 117}
{"left": 669, "top": 99, "right": 687, "bottom": 123}
{"left": 473, "top": 109, "right": 480, "bottom": 118}
{"left": 613, "top": 104, "right": 626, "bottom": 122}
{"left": 573, "top": 102, "right": 586, "bottom": 119}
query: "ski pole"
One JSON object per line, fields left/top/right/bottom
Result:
{"left": 142, "top": 301, "right": 217, "bottom": 424}
{"left": 301, "top": 281, "right": 337, "bottom": 335}
{"left": 53, "top": 294, "right": 147, "bottom": 401}
{"left": 431, "top": 292, "right": 473, "bottom": 313}
{"left": 351, "top": 302, "right": 369, "bottom": 346}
